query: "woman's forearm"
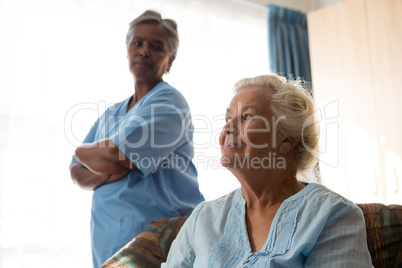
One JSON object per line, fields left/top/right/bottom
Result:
{"left": 70, "top": 162, "right": 130, "bottom": 190}
{"left": 75, "top": 139, "right": 135, "bottom": 174}
{"left": 69, "top": 162, "right": 107, "bottom": 191}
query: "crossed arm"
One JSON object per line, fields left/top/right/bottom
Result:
{"left": 70, "top": 138, "right": 137, "bottom": 190}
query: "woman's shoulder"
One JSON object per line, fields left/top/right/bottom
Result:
{"left": 149, "top": 81, "right": 189, "bottom": 105}
{"left": 305, "top": 183, "right": 355, "bottom": 205}
{"left": 101, "top": 96, "right": 132, "bottom": 116}
{"left": 284, "top": 183, "right": 365, "bottom": 245}
{"left": 202, "top": 188, "right": 240, "bottom": 206}
{"left": 300, "top": 183, "right": 363, "bottom": 218}
{"left": 184, "top": 189, "right": 241, "bottom": 237}
{"left": 148, "top": 81, "right": 183, "bottom": 98}
{"left": 194, "top": 189, "right": 241, "bottom": 217}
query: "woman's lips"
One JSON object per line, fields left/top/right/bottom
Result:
{"left": 134, "top": 61, "right": 152, "bottom": 67}
{"left": 223, "top": 143, "right": 239, "bottom": 150}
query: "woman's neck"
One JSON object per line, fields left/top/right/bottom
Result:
{"left": 127, "top": 79, "right": 162, "bottom": 112}
{"left": 134, "top": 79, "right": 162, "bottom": 99}
{"left": 233, "top": 168, "right": 304, "bottom": 209}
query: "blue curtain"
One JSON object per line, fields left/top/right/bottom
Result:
{"left": 268, "top": 4, "right": 311, "bottom": 84}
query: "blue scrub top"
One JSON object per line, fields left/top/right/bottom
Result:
{"left": 71, "top": 81, "right": 204, "bottom": 267}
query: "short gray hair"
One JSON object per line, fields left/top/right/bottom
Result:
{"left": 234, "top": 75, "right": 319, "bottom": 171}
{"left": 126, "top": 10, "right": 179, "bottom": 58}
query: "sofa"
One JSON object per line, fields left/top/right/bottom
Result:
{"left": 102, "top": 203, "right": 402, "bottom": 268}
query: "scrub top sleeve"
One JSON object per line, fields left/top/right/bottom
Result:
{"left": 109, "top": 90, "right": 193, "bottom": 177}
{"left": 70, "top": 118, "right": 100, "bottom": 165}
{"left": 305, "top": 204, "right": 373, "bottom": 267}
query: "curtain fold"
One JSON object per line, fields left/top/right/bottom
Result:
{"left": 268, "top": 4, "right": 320, "bottom": 184}
{"left": 268, "top": 4, "right": 312, "bottom": 84}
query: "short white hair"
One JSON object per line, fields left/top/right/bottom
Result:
{"left": 234, "top": 74, "right": 319, "bottom": 171}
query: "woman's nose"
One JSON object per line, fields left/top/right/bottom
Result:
{"left": 222, "top": 120, "right": 238, "bottom": 136}
{"left": 138, "top": 47, "right": 149, "bottom": 57}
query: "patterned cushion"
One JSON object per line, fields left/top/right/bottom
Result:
{"left": 146, "top": 216, "right": 188, "bottom": 260}
{"left": 101, "top": 217, "right": 187, "bottom": 268}
{"left": 357, "top": 203, "right": 402, "bottom": 268}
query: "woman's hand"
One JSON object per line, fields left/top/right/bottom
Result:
{"left": 69, "top": 162, "right": 129, "bottom": 191}
{"left": 100, "top": 169, "right": 130, "bottom": 185}
{"left": 71, "top": 138, "right": 136, "bottom": 190}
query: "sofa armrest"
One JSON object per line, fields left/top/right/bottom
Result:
{"left": 101, "top": 216, "right": 188, "bottom": 268}
{"left": 357, "top": 203, "right": 402, "bottom": 268}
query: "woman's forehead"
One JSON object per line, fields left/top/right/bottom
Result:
{"left": 228, "top": 86, "right": 272, "bottom": 111}
{"left": 132, "top": 23, "right": 169, "bottom": 40}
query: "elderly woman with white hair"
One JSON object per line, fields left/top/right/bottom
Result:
{"left": 69, "top": 10, "right": 204, "bottom": 267}
{"left": 162, "top": 75, "right": 373, "bottom": 267}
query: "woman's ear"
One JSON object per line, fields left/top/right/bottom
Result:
{"left": 279, "top": 136, "right": 301, "bottom": 154}
{"left": 167, "top": 55, "right": 176, "bottom": 71}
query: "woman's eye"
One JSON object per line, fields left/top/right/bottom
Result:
{"left": 225, "top": 116, "right": 231, "bottom": 123}
{"left": 152, "top": 45, "right": 163, "bottom": 51}
{"left": 244, "top": 114, "right": 252, "bottom": 120}
{"left": 132, "top": 41, "right": 141, "bottom": 46}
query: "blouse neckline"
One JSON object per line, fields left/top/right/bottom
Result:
{"left": 237, "top": 183, "right": 319, "bottom": 254}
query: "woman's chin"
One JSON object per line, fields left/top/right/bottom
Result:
{"left": 220, "top": 153, "right": 238, "bottom": 169}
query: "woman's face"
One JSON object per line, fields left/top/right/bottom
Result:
{"left": 127, "top": 23, "right": 174, "bottom": 84}
{"left": 219, "top": 86, "right": 283, "bottom": 170}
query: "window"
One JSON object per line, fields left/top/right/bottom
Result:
{"left": 0, "top": 0, "right": 268, "bottom": 266}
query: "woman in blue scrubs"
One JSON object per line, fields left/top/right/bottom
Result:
{"left": 69, "top": 10, "right": 204, "bottom": 268}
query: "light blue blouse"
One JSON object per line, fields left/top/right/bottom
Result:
{"left": 162, "top": 183, "right": 373, "bottom": 267}
{"left": 71, "top": 81, "right": 204, "bottom": 268}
